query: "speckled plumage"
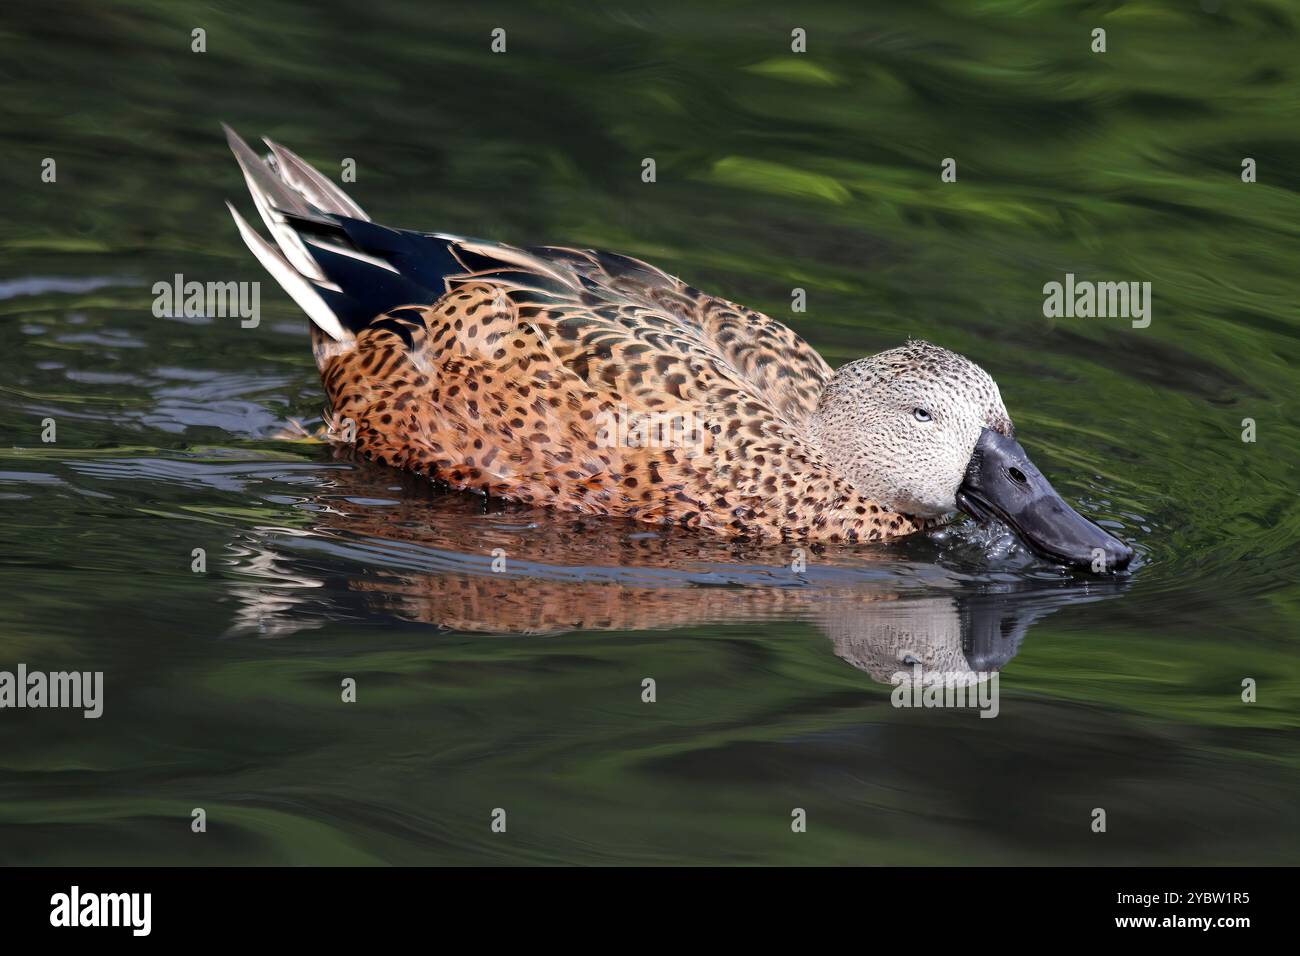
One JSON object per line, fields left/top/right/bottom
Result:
{"left": 318, "top": 256, "right": 947, "bottom": 542}
{"left": 225, "top": 128, "right": 1014, "bottom": 544}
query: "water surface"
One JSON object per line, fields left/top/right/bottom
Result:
{"left": 0, "top": 0, "right": 1297, "bottom": 865}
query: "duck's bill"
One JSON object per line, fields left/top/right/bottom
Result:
{"left": 956, "top": 428, "right": 1134, "bottom": 572}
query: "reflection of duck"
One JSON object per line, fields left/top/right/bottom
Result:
{"left": 223, "top": 127, "right": 1132, "bottom": 570}
{"left": 227, "top": 464, "right": 1127, "bottom": 684}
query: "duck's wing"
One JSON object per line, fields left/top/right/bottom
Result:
{"left": 509, "top": 244, "right": 834, "bottom": 426}
{"left": 399, "top": 238, "right": 835, "bottom": 427}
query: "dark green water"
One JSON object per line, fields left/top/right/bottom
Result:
{"left": 1, "top": 0, "right": 1297, "bottom": 865}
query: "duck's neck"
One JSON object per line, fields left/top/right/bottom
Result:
{"left": 807, "top": 387, "right": 955, "bottom": 541}
{"left": 805, "top": 399, "right": 879, "bottom": 503}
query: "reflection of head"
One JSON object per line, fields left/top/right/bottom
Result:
{"left": 816, "top": 596, "right": 971, "bottom": 683}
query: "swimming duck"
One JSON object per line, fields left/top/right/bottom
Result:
{"left": 223, "top": 126, "right": 1132, "bottom": 570}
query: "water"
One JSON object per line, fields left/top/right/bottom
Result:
{"left": 1, "top": 0, "right": 1297, "bottom": 865}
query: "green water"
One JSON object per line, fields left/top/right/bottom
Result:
{"left": 0, "top": 0, "right": 1297, "bottom": 865}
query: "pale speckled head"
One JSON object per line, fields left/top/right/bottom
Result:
{"left": 811, "top": 340, "right": 1133, "bottom": 571}
{"left": 810, "top": 341, "right": 1011, "bottom": 517}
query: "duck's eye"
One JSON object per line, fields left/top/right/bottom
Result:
{"left": 912, "top": 407, "right": 932, "bottom": 423}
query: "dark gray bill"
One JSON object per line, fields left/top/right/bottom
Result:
{"left": 956, "top": 428, "right": 1134, "bottom": 572}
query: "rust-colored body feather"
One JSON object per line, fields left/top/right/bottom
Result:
{"left": 319, "top": 245, "right": 931, "bottom": 543}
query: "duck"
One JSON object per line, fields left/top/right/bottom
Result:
{"left": 222, "top": 125, "right": 1133, "bottom": 571}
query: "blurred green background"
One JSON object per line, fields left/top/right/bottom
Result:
{"left": 0, "top": 0, "right": 1297, "bottom": 864}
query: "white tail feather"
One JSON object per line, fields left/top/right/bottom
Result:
{"left": 223, "top": 124, "right": 368, "bottom": 342}
{"left": 263, "top": 138, "right": 370, "bottom": 221}
{"left": 226, "top": 201, "right": 350, "bottom": 342}
{"left": 234, "top": 163, "right": 327, "bottom": 282}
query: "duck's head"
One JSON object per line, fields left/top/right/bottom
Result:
{"left": 810, "top": 340, "right": 1133, "bottom": 571}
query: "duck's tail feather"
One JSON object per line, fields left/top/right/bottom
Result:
{"left": 223, "top": 124, "right": 455, "bottom": 342}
